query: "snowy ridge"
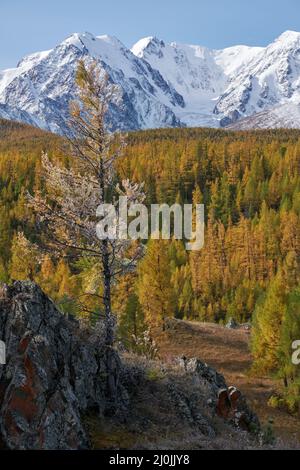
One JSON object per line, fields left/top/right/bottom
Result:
{"left": 0, "top": 32, "right": 182, "bottom": 134}
{"left": 226, "top": 102, "right": 300, "bottom": 130}
{"left": 2, "top": 30, "right": 300, "bottom": 132}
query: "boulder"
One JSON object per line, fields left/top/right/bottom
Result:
{"left": 226, "top": 318, "right": 239, "bottom": 329}
{"left": 217, "top": 386, "right": 259, "bottom": 431}
{"left": 216, "top": 389, "right": 232, "bottom": 419}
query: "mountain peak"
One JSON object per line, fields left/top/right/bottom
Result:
{"left": 131, "top": 36, "right": 165, "bottom": 58}
{"left": 0, "top": 30, "right": 182, "bottom": 133}
{"left": 62, "top": 32, "right": 88, "bottom": 48}
{"left": 274, "top": 30, "right": 300, "bottom": 45}
{"left": 96, "top": 34, "right": 125, "bottom": 48}
{"left": 61, "top": 32, "right": 125, "bottom": 53}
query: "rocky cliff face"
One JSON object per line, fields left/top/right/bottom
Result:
{"left": 0, "top": 281, "right": 125, "bottom": 450}
{"left": 0, "top": 282, "right": 259, "bottom": 450}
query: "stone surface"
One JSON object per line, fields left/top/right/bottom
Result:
{"left": 217, "top": 386, "right": 259, "bottom": 431}
{"left": 0, "top": 281, "right": 124, "bottom": 450}
{"left": 226, "top": 318, "right": 239, "bottom": 329}
{"left": 179, "top": 356, "right": 227, "bottom": 393}
{"left": 0, "top": 283, "right": 260, "bottom": 449}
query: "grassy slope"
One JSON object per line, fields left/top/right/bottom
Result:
{"left": 157, "top": 320, "right": 300, "bottom": 445}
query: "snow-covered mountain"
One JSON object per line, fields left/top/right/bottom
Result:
{"left": 132, "top": 37, "right": 263, "bottom": 127}
{"left": 226, "top": 103, "right": 300, "bottom": 130}
{"left": 2, "top": 30, "right": 300, "bottom": 133}
{"left": 0, "top": 33, "right": 183, "bottom": 134}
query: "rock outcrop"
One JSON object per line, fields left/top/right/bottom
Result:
{"left": 0, "top": 282, "right": 260, "bottom": 450}
{"left": 216, "top": 387, "right": 259, "bottom": 431}
{"left": 0, "top": 281, "right": 125, "bottom": 450}
{"left": 179, "top": 356, "right": 227, "bottom": 393}
{"left": 179, "top": 357, "right": 259, "bottom": 433}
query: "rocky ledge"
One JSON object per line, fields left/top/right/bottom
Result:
{"left": 0, "top": 281, "right": 126, "bottom": 449}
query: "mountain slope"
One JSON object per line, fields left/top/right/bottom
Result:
{"left": 226, "top": 102, "right": 300, "bottom": 130}
{"left": 0, "top": 33, "right": 183, "bottom": 134}
{"left": 2, "top": 31, "right": 300, "bottom": 132}
{"left": 132, "top": 37, "right": 263, "bottom": 127}
{"left": 214, "top": 31, "right": 300, "bottom": 126}
{"left": 157, "top": 319, "right": 300, "bottom": 445}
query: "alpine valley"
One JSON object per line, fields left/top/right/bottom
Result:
{"left": 2, "top": 30, "right": 300, "bottom": 133}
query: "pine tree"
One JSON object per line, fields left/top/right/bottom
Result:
{"left": 118, "top": 291, "right": 146, "bottom": 350}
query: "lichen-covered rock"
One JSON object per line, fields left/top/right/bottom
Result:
{"left": 217, "top": 386, "right": 260, "bottom": 432}
{"left": 0, "top": 281, "right": 124, "bottom": 450}
{"left": 167, "top": 382, "right": 216, "bottom": 438}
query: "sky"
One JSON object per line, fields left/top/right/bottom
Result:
{"left": 1, "top": 0, "right": 300, "bottom": 69}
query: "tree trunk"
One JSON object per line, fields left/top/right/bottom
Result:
{"left": 101, "top": 238, "right": 119, "bottom": 415}
{"left": 98, "top": 152, "right": 114, "bottom": 347}
{"left": 102, "top": 239, "right": 113, "bottom": 347}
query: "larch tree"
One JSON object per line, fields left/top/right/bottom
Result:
{"left": 137, "top": 239, "right": 175, "bottom": 329}
{"left": 28, "top": 60, "right": 145, "bottom": 349}
{"left": 251, "top": 270, "right": 287, "bottom": 374}
{"left": 10, "top": 232, "right": 41, "bottom": 281}
{"left": 277, "top": 289, "right": 300, "bottom": 389}
{"left": 113, "top": 273, "right": 146, "bottom": 351}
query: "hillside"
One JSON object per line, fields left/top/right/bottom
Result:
{"left": 226, "top": 103, "right": 300, "bottom": 130}
{"left": 0, "top": 281, "right": 262, "bottom": 450}
{"left": 157, "top": 320, "right": 300, "bottom": 445}
{"left": 0, "top": 119, "right": 299, "bottom": 447}
{"left": 1, "top": 282, "right": 297, "bottom": 449}
{"left": 3, "top": 31, "right": 300, "bottom": 131}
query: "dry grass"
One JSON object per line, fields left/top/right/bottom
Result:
{"left": 156, "top": 319, "right": 300, "bottom": 446}
{"left": 84, "top": 319, "right": 300, "bottom": 449}
{"left": 85, "top": 353, "right": 261, "bottom": 450}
